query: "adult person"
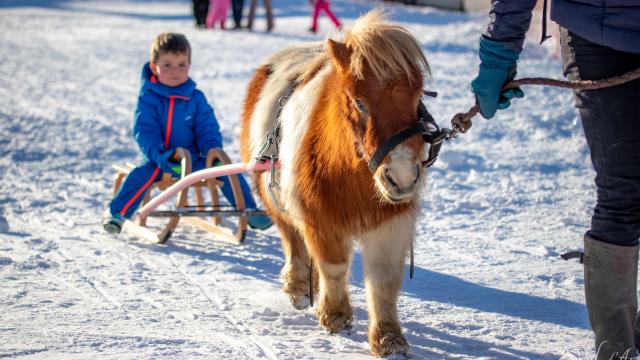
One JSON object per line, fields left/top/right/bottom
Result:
{"left": 470, "top": 1, "right": 640, "bottom": 359}
{"left": 231, "top": 0, "right": 245, "bottom": 29}
{"left": 192, "top": 0, "right": 209, "bottom": 28}
{"left": 246, "top": 0, "right": 274, "bottom": 32}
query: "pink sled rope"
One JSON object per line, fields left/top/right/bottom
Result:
{"left": 136, "top": 160, "right": 278, "bottom": 220}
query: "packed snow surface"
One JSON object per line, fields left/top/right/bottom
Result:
{"left": 1, "top": 0, "right": 598, "bottom": 358}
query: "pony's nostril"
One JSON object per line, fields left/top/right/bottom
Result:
{"left": 384, "top": 168, "right": 398, "bottom": 188}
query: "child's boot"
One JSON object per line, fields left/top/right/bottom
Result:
{"left": 103, "top": 213, "right": 125, "bottom": 234}
{"left": 248, "top": 214, "right": 273, "bottom": 230}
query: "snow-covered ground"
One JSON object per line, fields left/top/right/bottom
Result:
{"left": 0, "top": 0, "right": 598, "bottom": 358}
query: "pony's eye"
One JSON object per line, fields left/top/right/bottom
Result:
{"left": 354, "top": 99, "right": 368, "bottom": 114}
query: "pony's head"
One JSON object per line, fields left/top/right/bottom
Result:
{"left": 327, "top": 10, "right": 431, "bottom": 204}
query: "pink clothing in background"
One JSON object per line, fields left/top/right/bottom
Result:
{"left": 311, "top": 0, "right": 341, "bottom": 33}
{"left": 206, "top": 0, "right": 230, "bottom": 28}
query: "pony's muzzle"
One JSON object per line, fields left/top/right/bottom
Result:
{"left": 379, "top": 163, "right": 422, "bottom": 202}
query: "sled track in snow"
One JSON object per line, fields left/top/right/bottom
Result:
{"left": 83, "top": 237, "right": 263, "bottom": 348}
{"left": 48, "top": 248, "right": 123, "bottom": 309}
{"left": 168, "top": 254, "right": 280, "bottom": 360}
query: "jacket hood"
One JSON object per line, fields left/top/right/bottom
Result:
{"left": 140, "top": 62, "right": 196, "bottom": 98}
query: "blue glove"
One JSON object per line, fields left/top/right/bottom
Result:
{"left": 155, "top": 149, "right": 181, "bottom": 176}
{"left": 471, "top": 37, "right": 525, "bottom": 119}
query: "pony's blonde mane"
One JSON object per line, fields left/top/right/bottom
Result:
{"left": 345, "top": 9, "right": 430, "bottom": 85}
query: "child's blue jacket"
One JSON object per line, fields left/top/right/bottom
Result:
{"left": 133, "top": 62, "right": 222, "bottom": 165}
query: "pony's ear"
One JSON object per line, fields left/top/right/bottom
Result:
{"left": 327, "top": 39, "right": 352, "bottom": 74}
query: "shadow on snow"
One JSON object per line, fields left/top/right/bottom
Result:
{"left": 132, "top": 228, "right": 588, "bottom": 333}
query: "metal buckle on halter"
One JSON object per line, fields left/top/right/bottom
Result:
{"left": 421, "top": 125, "right": 445, "bottom": 168}
{"left": 422, "top": 137, "right": 444, "bottom": 168}
{"left": 418, "top": 100, "right": 447, "bottom": 168}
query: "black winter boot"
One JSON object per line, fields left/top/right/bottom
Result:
{"left": 635, "top": 313, "right": 640, "bottom": 353}
{"left": 584, "top": 235, "right": 639, "bottom": 360}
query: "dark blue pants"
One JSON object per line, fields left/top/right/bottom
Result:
{"left": 561, "top": 28, "right": 640, "bottom": 246}
{"left": 109, "top": 157, "right": 257, "bottom": 219}
{"left": 192, "top": 0, "right": 209, "bottom": 26}
{"left": 232, "top": 0, "right": 245, "bottom": 27}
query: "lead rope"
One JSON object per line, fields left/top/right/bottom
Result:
{"left": 447, "top": 67, "right": 640, "bottom": 136}
{"left": 309, "top": 261, "right": 314, "bottom": 307}
{"left": 443, "top": 67, "right": 640, "bottom": 264}
{"left": 410, "top": 238, "right": 414, "bottom": 279}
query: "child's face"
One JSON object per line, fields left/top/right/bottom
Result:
{"left": 150, "top": 51, "right": 191, "bottom": 87}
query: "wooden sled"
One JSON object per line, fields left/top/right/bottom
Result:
{"left": 111, "top": 148, "right": 250, "bottom": 244}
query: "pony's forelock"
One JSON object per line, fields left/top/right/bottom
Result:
{"left": 343, "top": 9, "right": 430, "bottom": 85}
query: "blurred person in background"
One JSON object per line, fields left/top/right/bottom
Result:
{"left": 308, "top": 0, "right": 341, "bottom": 34}
{"left": 206, "top": 0, "right": 230, "bottom": 29}
{"left": 246, "top": 0, "right": 274, "bottom": 32}
{"left": 192, "top": 0, "right": 209, "bottom": 28}
{"left": 231, "top": 0, "right": 245, "bottom": 29}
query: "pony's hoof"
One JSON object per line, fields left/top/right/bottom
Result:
{"left": 318, "top": 311, "right": 353, "bottom": 334}
{"left": 371, "top": 332, "right": 409, "bottom": 358}
{"left": 289, "top": 294, "right": 311, "bottom": 310}
{"left": 281, "top": 261, "right": 314, "bottom": 309}
{"left": 283, "top": 281, "right": 310, "bottom": 309}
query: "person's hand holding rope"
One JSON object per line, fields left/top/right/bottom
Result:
{"left": 446, "top": 37, "right": 640, "bottom": 138}
{"left": 471, "top": 36, "right": 525, "bottom": 119}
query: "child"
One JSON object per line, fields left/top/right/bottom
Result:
{"left": 206, "top": 0, "right": 230, "bottom": 29}
{"left": 103, "top": 32, "right": 272, "bottom": 234}
{"left": 309, "top": 0, "right": 341, "bottom": 34}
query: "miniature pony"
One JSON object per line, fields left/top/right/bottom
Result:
{"left": 240, "top": 10, "right": 431, "bottom": 358}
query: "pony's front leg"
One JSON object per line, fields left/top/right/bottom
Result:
{"left": 361, "top": 216, "right": 415, "bottom": 358}
{"left": 278, "top": 220, "right": 316, "bottom": 309}
{"left": 306, "top": 230, "right": 353, "bottom": 333}
{"left": 316, "top": 259, "right": 353, "bottom": 333}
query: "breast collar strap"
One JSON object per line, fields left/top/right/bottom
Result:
{"left": 255, "top": 81, "right": 299, "bottom": 163}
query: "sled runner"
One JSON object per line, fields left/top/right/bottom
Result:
{"left": 111, "top": 147, "right": 271, "bottom": 244}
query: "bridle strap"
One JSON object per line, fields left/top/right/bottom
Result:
{"left": 367, "top": 100, "right": 444, "bottom": 173}
{"left": 422, "top": 130, "right": 445, "bottom": 168}
{"left": 367, "top": 124, "right": 426, "bottom": 173}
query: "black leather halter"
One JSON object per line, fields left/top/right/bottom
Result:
{"left": 367, "top": 99, "right": 446, "bottom": 173}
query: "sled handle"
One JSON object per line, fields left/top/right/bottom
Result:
{"left": 136, "top": 160, "right": 279, "bottom": 220}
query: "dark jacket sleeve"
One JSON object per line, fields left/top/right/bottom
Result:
{"left": 193, "top": 90, "right": 223, "bottom": 156}
{"left": 133, "top": 92, "right": 166, "bottom": 164}
{"left": 483, "top": 0, "right": 538, "bottom": 52}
